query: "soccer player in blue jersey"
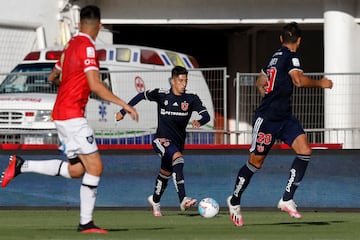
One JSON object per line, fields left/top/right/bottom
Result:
{"left": 116, "top": 66, "right": 210, "bottom": 216}
{"left": 227, "top": 22, "right": 333, "bottom": 227}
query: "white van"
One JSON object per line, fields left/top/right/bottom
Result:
{"left": 0, "top": 44, "right": 214, "bottom": 144}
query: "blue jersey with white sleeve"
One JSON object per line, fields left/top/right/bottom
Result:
{"left": 255, "top": 46, "right": 303, "bottom": 121}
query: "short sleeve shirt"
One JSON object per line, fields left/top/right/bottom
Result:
{"left": 255, "top": 46, "right": 303, "bottom": 121}
{"left": 52, "top": 33, "right": 99, "bottom": 120}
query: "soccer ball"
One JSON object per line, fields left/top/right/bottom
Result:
{"left": 198, "top": 197, "right": 219, "bottom": 218}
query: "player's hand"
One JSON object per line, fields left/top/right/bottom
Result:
{"left": 126, "top": 106, "right": 139, "bottom": 122}
{"left": 321, "top": 77, "right": 333, "bottom": 89}
{"left": 192, "top": 120, "right": 201, "bottom": 128}
{"left": 115, "top": 112, "right": 124, "bottom": 121}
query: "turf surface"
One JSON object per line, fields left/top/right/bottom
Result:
{"left": 0, "top": 209, "right": 358, "bottom": 240}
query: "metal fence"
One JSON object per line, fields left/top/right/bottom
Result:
{"left": 234, "top": 72, "right": 360, "bottom": 149}
{"left": 1, "top": 69, "right": 360, "bottom": 149}
{"left": 0, "top": 68, "right": 228, "bottom": 145}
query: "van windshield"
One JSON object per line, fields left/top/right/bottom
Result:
{"left": 0, "top": 63, "right": 58, "bottom": 94}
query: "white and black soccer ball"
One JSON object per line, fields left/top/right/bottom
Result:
{"left": 198, "top": 197, "right": 219, "bottom": 218}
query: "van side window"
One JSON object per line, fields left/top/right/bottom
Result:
{"left": 116, "top": 48, "right": 131, "bottom": 62}
{"left": 165, "top": 52, "right": 185, "bottom": 67}
{"left": 140, "top": 49, "right": 164, "bottom": 66}
{"left": 90, "top": 68, "right": 112, "bottom": 100}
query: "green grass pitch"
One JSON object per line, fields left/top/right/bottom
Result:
{"left": 0, "top": 208, "right": 359, "bottom": 240}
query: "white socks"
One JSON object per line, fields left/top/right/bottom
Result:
{"left": 80, "top": 173, "right": 100, "bottom": 225}
{"left": 20, "top": 159, "right": 71, "bottom": 178}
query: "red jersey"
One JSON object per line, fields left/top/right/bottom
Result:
{"left": 52, "top": 33, "right": 99, "bottom": 120}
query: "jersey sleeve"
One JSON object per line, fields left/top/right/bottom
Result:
{"left": 144, "top": 88, "right": 162, "bottom": 102}
{"left": 287, "top": 52, "right": 303, "bottom": 73}
{"left": 79, "top": 44, "right": 99, "bottom": 72}
{"left": 192, "top": 94, "right": 207, "bottom": 113}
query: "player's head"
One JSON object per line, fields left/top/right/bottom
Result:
{"left": 171, "top": 66, "right": 188, "bottom": 95}
{"left": 79, "top": 5, "right": 102, "bottom": 38}
{"left": 280, "top": 22, "right": 301, "bottom": 50}
{"left": 171, "top": 66, "right": 188, "bottom": 78}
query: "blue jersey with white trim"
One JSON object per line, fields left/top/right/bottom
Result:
{"left": 145, "top": 88, "right": 208, "bottom": 149}
{"left": 255, "top": 46, "right": 303, "bottom": 121}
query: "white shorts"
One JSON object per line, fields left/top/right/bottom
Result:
{"left": 54, "top": 117, "right": 98, "bottom": 159}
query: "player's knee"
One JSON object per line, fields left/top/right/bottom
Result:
{"left": 249, "top": 154, "right": 265, "bottom": 169}
{"left": 68, "top": 163, "right": 85, "bottom": 178}
{"left": 296, "top": 146, "right": 312, "bottom": 156}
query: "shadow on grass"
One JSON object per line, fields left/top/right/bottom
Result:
{"left": 251, "top": 220, "right": 345, "bottom": 227}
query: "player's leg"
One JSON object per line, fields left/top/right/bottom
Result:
{"left": 278, "top": 117, "right": 310, "bottom": 219}
{"left": 148, "top": 138, "right": 173, "bottom": 216}
{"left": 59, "top": 118, "right": 106, "bottom": 233}
{"left": 76, "top": 151, "right": 106, "bottom": 233}
{"left": 170, "top": 151, "right": 197, "bottom": 211}
{"left": 228, "top": 116, "right": 275, "bottom": 227}
{"left": 148, "top": 168, "right": 171, "bottom": 217}
{"left": 227, "top": 153, "right": 263, "bottom": 227}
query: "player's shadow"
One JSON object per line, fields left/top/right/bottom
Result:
{"left": 252, "top": 220, "right": 345, "bottom": 227}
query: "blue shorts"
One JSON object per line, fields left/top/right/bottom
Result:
{"left": 152, "top": 138, "right": 181, "bottom": 172}
{"left": 249, "top": 115, "right": 305, "bottom": 156}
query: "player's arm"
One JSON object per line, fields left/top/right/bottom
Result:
{"left": 48, "top": 66, "right": 61, "bottom": 85}
{"left": 255, "top": 72, "right": 268, "bottom": 97}
{"left": 86, "top": 70, "right": 139, "bottom": 122}
{"left": 116, "top": 92, "right": 146, "bottom": 121}
{"left": 290, "top": 70, "right": 333, "bottom": 89}
{"left": 192, "top": 109, "right": 210, "bottom": 128}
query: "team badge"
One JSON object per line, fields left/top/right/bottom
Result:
{"left": 257, "top": 145, "right": 264, "bottom": 153}
{"left": 181, "top": 101, "right": 189, "bottom": 111}
{"left": 87, "top": 135, "right": 94, "bottom": 144}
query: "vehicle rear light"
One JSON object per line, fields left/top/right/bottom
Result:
{"left": 25, "top": 112, "right": 35, "bottom": 117}
{"left": 23, "top": 51, "right": 40, "bottom": 61}
{"left": 46, "top": 51, "right": 62, "bottom": 60}
{"left": 97, "top": 49, "right": 106, "bottom": 61}
{"left": 187, "top": 55, "right": 200, "bottom": 68}
{"left": 140, "top": 49, "right": 164, "bottom": 66}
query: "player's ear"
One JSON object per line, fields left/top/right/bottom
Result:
{"left": 279, "top": 35, "right": 283, "bottom": 43}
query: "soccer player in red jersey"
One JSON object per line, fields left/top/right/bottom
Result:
{"left": 1, "top": 5, "right": 138, "bottom": 233}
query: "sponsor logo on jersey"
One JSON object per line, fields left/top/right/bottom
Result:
{"left": 160, "top": 108, "right": 189, "bottom": 116}
{"left": 84, "top": 59, "right": 97, "bottom": 65}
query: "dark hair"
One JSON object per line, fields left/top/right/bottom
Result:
{"left": 80, "top": 5, "right": 101, "bottom": 22}
{"left": 281, "top": 22, "right": 301, "bottom": 43}
{"left": 171, "top": 66, "right": 188, "bottom": 78}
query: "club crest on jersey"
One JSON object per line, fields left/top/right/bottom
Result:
{"left": 87, "top": 135, "right": 94, "bottom": 144}
{"left": 257, "top": 145, "right": 265, "bottom": 153}
{"left": 181, "top": 101, "right": 189, "bottom": 111}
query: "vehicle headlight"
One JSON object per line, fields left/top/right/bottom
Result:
{"left": 35, "top": 110, "right": 52, "bottom": 122}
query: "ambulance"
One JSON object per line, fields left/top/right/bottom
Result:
{"left": 0, "top": 44, "right": 214, "bottom": 144}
